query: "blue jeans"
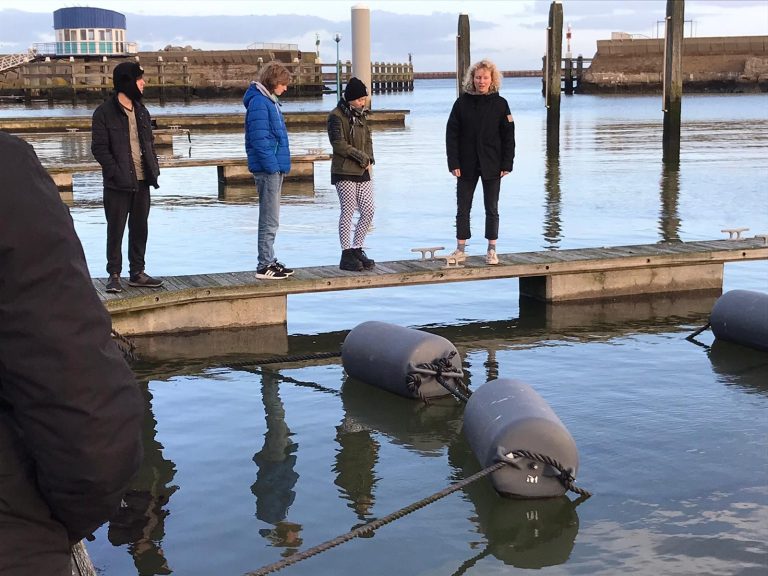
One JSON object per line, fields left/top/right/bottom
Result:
{"left": 253, "top": 172, "right": 284, "bottom": 269}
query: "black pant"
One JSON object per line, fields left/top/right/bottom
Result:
{"left": 104, "top": 182, "right": 150, "bottom": 276}
{"left": 456, "top": 173, "right": 500, "bottom": 240}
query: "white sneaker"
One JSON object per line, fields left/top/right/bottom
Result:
{"left": 486, "top": 248, "right": 499, "bottom": 265}
{"left": 447, "top": 249, "right": 467, "bottom": 262}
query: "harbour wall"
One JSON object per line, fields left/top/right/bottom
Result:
{"left": 581, "top": 35, "right": 768, "bottom": 93}
{"left": 0, "top": 48, "right": 413, "bottom": 100}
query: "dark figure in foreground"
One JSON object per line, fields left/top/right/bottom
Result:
{"left": 446, "top": 58, "right": 516, "bottom": 265}
{"left": 328, "top": 77, "right": 376, "bottom": 272}
{"left": 92, "top": 61, "right": 163, "bottom": 292}
{"left": 0, "top": 132, "right": 143, "bottom": 576}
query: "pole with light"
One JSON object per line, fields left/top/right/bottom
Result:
{"left": 334, "top": 32, "right": 342, "bottom": 100}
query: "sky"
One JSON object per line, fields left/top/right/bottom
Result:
{"left": 1, "top": 0, "right": 766, "bottom": 70}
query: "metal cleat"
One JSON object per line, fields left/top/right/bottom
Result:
{"left": 411, "top": 246, "right": 445, "bottom": 260}
{"left": 441, "top": 256, "right": 463, "bottom": 269}
{"left": 721, "top": 227, "right": 749, "bottom": 240}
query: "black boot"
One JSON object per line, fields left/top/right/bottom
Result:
{"left": 353, "top": 248, "right": 375, "bottom": 270}
{"left": 340, "top": 248, "right": 363, "bottom": 271}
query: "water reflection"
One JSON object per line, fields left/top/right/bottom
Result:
{"left": 130, "top": 325, "right": 289, "bottom": 382}
{"left": 659, "top": 161, "right": 682, "bottom": 242}
{"left": 334, "top": 400, "right": 380, "bottom": 523}
{"left": 107, "top": 384, "right": 178, "bottom": 576}
{"left": 339, "top": 377, "right": 464, "bottom": 456}
{"left": 420, "top": 290, "right": 718, "bottom": 351}
{"left": 708, "top": 339, "right": 768, "bottom": 396}
{"left": 543, "top": 148, "right": 562, "bottom": 250}
{"left": 448, "top": 436, "right": 580, "bottom": 573}
{"left": 251, "top": 370, "right": 303, "bottom": 554}
{"left": 218, "top": 179, "right": 316, "bottom": 203}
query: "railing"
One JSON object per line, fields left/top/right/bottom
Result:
{"left": 0, "top": 52, "right": 36, "bottom": 73}
{"left": 247, "top": 42, "right": 298, "bottom": 51}
{"left": 31, "top": 41, "right": 138, "bottom": 57}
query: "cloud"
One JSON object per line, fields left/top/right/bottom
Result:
{"left": 1, "top": 2, "right": 766, "bottom": 70}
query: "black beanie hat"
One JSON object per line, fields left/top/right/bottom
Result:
{"left": 344, "top": 77, "right": 368, "bottom": 102}
{"left": 113, "top": 61, "right": 144, "bottom": 101}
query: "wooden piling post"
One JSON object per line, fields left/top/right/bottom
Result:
{"left": 182, "top": 57, "right": 190, "bottom": 103}
{"left": 576, "top": 55, "right": 583, "bottom": 91}
{"left": 157, "top": 56, "right": 166, "bottom": 104}
{"left": 457, "top": 14, "right": 470, "bottom": 96}
{"left": 564, "top": 56, "right": 573, "bottom": 94}
{"left": 663, "top": 0, "right": 685, "bottom": 164}
{"left": 545, "top": 1, "right": 563, "bottom": 153}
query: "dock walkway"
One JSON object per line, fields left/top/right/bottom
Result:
{"left": 96, "top": 237, "right": 768, "bottom": 336}
{"left": 0, "top": 110, "right": 409, "bottom": 133}
{"left": 47, "top": 153, "right": 331, "bottom": 192}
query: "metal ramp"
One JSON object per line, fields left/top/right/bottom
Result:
{"left": 0, "top": 52, "right": 36, "bottom": 73}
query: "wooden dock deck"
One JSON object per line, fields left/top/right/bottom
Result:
{"left": 47, "top": 153, "right": 331, "bottom": 192}
{"left": 0, "top": 110, "right": 409, "bottom": 133}
{"left": 95, "top": 237, "right": 768, "bottom": 336}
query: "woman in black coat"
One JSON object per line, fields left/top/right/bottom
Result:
{"left": 446, "top": 59, "right": 516, "bottom": 265}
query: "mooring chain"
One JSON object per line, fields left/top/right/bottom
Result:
{"left": 507, "top": 449, "right": 592, "bottom": 498}
{"left": 406, "top": 352, "right": 472, "bottom": 403}
{"left": 244, "top": 461, "right": 507, "bottom": 576}
{"left": 110, "top": 328, "right": 138, "bottom": 362}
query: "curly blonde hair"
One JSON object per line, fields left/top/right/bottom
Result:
{"left": 461, "top": 59, "right": 502, "bottom": 94}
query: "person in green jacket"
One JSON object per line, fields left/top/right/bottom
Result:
{"left": 327, "top": 77, "right": 376, "bottom": 272}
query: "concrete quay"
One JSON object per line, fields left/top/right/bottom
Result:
{"left": 581, "top": 35, "right": 768, "bottom": 93}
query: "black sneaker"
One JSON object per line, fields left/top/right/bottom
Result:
{"left": 106, "top": 273, "right": 123, "bottom": 293}
{"left": 255, "top": 264, "right": 288, "bottom": 279}
{"left": 340, "top": 249, "right": 363, "bottom": 271}
{"left": 353, "top": 248, "right": 375, "bottom": 270}
{"left": 273, "top": 261, "right": 294, "bottom": 276}
{"left": 127, "top": 271, "right": 164, "bottom": 288}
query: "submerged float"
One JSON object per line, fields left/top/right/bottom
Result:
{"left": 341, "top": 320, "right": 467, "bottom": 400}
{"left": 463, "top": 378, "right": 580, "bottom": 498}
{"left": 341, "top": 321, "right": 585, "bottom": 499}
{"left": 710, "top": 289, "right": 768, "bottom": 352}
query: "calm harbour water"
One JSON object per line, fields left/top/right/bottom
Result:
{"left": 4, "top": 79, "right": 768, "bottom": 576}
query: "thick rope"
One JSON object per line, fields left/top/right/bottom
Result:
{"left": 506, "top": 449, "right": 592, "bottom": 498}
{"left": 685, "top": 322, "right": 711, "bottom": 341}
{"left": 406, "top": 351, "right": 471, "bottom": 403}
{"left": 110, "top": 329, "right": 137, "bottom": 362}
{"left": 244, "top": 461, "right": 507, "bottom": 576}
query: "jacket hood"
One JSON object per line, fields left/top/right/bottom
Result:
{"left": 244, "top": 81, "right": 276, "bottom": 108}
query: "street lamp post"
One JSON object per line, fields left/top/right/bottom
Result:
{"left": 334, "top": 32, "right": 342, "bottom": 101}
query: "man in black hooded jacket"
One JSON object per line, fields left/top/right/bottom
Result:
{"left": 0, "top": 132, "right": 144, "bottom": 575}
{"left": 91, "top": 61, "right": 163, "bottom": 293}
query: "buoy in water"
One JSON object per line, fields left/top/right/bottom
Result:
{"left": 341, "top": 321, "right": 465, "bottom": 400}
{"left": 463, "top": 378, "right": 579, "bottom": 498}
{"left": 710, "top": 289, "right": 768, "bottom": 352}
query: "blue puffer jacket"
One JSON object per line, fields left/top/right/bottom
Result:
{"left": 244, "top": 82, "right": 291, "bottom": 174}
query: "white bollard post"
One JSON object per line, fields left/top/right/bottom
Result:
{"left": 351, "top": 4, "right": 372, "bottom": 108}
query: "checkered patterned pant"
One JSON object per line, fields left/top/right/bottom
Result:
{"left": 335, "top": 180, "right": 375, "bottom": 250}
